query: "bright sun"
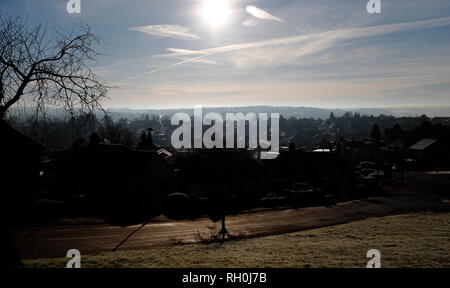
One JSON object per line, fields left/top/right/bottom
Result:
{"left": 201, "top": 0, "right": 231, "bottom": 28}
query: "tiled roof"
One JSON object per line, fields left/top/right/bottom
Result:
{"left": 408, "top": 138, "right": 438, "bottom": 151}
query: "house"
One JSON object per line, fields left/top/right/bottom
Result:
{"left": 271, "top": 148, "right": 341, "bottom": 185}
{"left": 0, "top": 121, "right": 45, "bottom": 217}
{"left": 408, "top": 138, "right": 439, "bottom": 155}
{"left": 172, "top": 149, "right": 276, "bottom": 207}
{"left": 347, "top": 139, "right": 378, "bottom": 162}
{"left": 43, "top": 143, "right": 175, "bottom": 221}
{"left": 407, "top": 138, "right": 449, "bottom": 169}
{"left": 380, "top": 139, "right": 405, "bottom": 163}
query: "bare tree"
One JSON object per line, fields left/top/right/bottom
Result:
{"left": 0, "top": 13, "right": 108, "bottom": 120}
{"left": 0, "top": 13, "right": 108, "bottom": 268}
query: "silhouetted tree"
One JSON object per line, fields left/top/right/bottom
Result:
{"left": 208, "top": 193, "right": 239, "bottom": 241}
{"left": 329, "top": 112, "right": 336, "bottom": 122}
{"left": 0, "top": 14, "right": 108, "bottom": 267}
{"left": 205, "top": 151, "right": 243, "bottom": 241}
{"left": 0, "top": 14, "right": 108, "bottom": 120}
{"left": 370, "top": 124, "right": 381, "bottom": 143}
{"left": 392, "top": 123, "right": 402, "bottom": 139}
{"left": 136, "top": 128, "right": 156, "bottom": 150}
{"left": 343, "top": 111, "right": 353, "bottom": 118}
{"left": 386, "top": 123, "right": 403, "bottom": 142}
{"left": 97, "top": 116, "right": 135, "bottom": 147}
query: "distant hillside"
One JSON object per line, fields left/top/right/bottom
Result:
{"left": 106, "top": 106, "right": 450, "bottom": 121}
{"left": 9, "top": 105, "right": 450, "bottom": 121}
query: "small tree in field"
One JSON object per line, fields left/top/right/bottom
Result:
{"left": 205, "top": 150, "right": 241, "bottom": 241}
{"left": 208, "top": 192, "right": 239, "bottom": 241}
{"left": 0, "top": 14, "right": 108, "bottom": 120}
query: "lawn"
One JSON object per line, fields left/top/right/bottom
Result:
{"left": 24, "top": 212, "right": 450, "bottom": 268}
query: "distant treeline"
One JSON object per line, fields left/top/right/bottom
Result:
{"left": 6, "top": 111, "right": 450, "bottom": 151}
{"left": 9, "top": 105, "right": 450, "bottom": 121}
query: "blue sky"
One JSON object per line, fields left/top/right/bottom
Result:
{"left": 2, "top": 0, "right": 450, "bottom": 109}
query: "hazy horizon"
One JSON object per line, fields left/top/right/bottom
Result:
{"left": 10, "top": 104, "right": 450, "bottom": 120}
{"left": 105, "top": 104, "right": 450, "bottom": 111}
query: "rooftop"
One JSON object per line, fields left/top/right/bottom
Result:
{"left": 408, "top": 138, "right": 439, "bottom": 151}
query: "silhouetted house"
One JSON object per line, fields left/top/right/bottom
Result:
{"left": 0, "top": 122, "right": 44, "bottom": 216}
{"left": 43, "top": 143, "right": 174, "bottom": 219}
{"left": 407, "top": 138, "right": 448, "bottom": 169}
{"left": 272, "top": 149, "right": 341, "bottom": 184}
{"left": 408, "top": 138, "right": 438, "bottom": 155}
{"left": 380, "top": 139, "right": 405, "bottom": 163}
{"left": 174, "top": 149, "right": 275, "bottom": 207}
{"left": 337, "top": 139, "right": 379, "bottom": 165}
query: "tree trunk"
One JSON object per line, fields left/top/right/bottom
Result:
{"left": 213, "top": 215, "right": 232, "bottom": 242}
{"left": 221, "top": 216, "right": 226, "bottom": 231}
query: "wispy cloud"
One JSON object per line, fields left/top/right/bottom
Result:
{"left": 129, "top": 25, "right": 200, "bottom": 40}
{"left": 124, "top": 55, "right": 209, "bottom": 81}
{"left": 164, "top": 49, "right": 219, "bottom": 65}
{"left": 245, "top": 5, "right": 285, "bottom": 23}
{"left": 166, "top": 48, "right": 208, "bottom": 55}
{"left": 168, "top": 16, "right": 450, "bottom": 64}
{"left": 114, "top": 58, "right": 450, "bottom": 108}
{"left": 207, "top": 16, "right": 450, "bottom": 55}
{"left": 242, "top": 18, "right": 259, "bottom": 27}
{"left": 124, "top": 16, "right": 450, "bottom": 80}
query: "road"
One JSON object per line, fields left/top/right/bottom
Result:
{"left": 13, "top": 173, "right": 450, "bottom": 259}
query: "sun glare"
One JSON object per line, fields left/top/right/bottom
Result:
{"left": 201, "top": 0, "right": 231, "bottom": 28}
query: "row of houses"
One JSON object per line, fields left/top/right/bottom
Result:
{"left": 3, "top": 120, "right": 449, "bottom": 222}
{"left": 2, "top": 123, "right": 279, "bottom": 221}
{"left": 43, "top": 143, "right": 174, "bottom": 220}
{"left": 380, "top": 138, "right": 449, "bottom": 170}
{"left": 324, "top": 136, "right": 450, "bottom": 171}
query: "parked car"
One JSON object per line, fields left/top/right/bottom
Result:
{"left": 289, "top": 183, "right": 326, "bottom": 207}
{"left": 260, "top": 196, "right": 290, "bottom": 208}
{"left": 356, "top": 161, "right": 377, "bottom": 170}
{"left": 291, "top": 182, "right": 323, "bottom": 193}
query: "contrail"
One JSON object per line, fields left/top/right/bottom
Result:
{"left": 123, "top": 16, "right": 450, "bottom": 81}
{"left": 123, "top": 54, "right": 209, "bottom": 81}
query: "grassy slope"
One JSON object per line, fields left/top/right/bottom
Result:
{"left": 25, "top": 212, "right": 450, "bottom": 268}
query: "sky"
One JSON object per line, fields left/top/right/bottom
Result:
{"left": 2, "top": 0, "right": 450, "bottom": 110}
